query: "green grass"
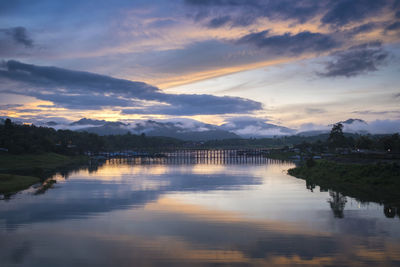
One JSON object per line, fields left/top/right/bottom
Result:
{"left": 288, "top": 160, "right": 400, "bottom": 204}
{"left": 0, "top": 173, "right": 40, "bottom": 194}
{"left": 0, "top": 153, "right": 87, "bottom": 171}
{"left": 0, "top": 153, "right": 88, "bottom": 195}
{"left": 266, "top": 151, "right": 297, "bottom": 161}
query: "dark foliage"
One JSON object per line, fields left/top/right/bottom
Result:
{"left": 1, "top": 119, "right": 399, "bottom": 154}
{"left": 0, "top": 119, "right": 183, "bottom": 155}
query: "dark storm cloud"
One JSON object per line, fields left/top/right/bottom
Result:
{"left": 318, "top": 42, "right": 389, "bottom": 78}
{"left": 236, "top": 30, "right": 339, "bottom": 55}
{"left": 0, "top": 26, "right": 33, "bottom": 47}
{"left": 0, "top": 60, "right": 262, "bottom": 115}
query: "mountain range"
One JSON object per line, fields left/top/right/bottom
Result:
{"left": 48, "top": 117, "right": 372, "bottom": 140}
{"left": 3, "top": 117, "right": 398, "bottom": 141}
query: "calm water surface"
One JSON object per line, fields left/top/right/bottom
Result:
{"left": 1, "top": 158, "right": 400, "bottom": 266}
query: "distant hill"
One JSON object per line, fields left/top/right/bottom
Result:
{"left": 338, "top": 118, "right": 367, "bottom": 125}
{"left": 70, "top": 118, "right": 107, "bottom": 126}
{"left": 74, "top": 119, "right": 240, "bottom": 141}
{"left": 298, "top": 118, "right": 370, "bottom": 136}
{"left": 45, "top": 121, "right": 58, "bottom": 126}
{"left": 296, "top": 130, "right": 329, "bottom": 136}
{"left": 36, "top": 117, "right": 397, "bottom": 140}
{"left": 78, "top": 124, "right": 131, "bottom": 136}
{"left": 221, "top": 117, "right": 295, "bottom": 137}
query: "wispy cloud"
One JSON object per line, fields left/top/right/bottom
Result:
{"left": 236, "top": 30, "right": 339, "bottom": 55}
{"left": 0, "top": 26, "right": 34, "bottom": 57}
{"left": 0, "top": 26, "right": 33, "bottom": 47}
{"left": 321, "top": 0, "right": 390, "bottom": 26}
{"left": 318, "top": 42, "right": 389, "bottom": 77}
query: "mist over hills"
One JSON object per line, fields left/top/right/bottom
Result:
{"left": 75, "top": 119, "right": 240, "bottom": 141}
{"left": 297, "top": 118, "right": 369, "bottom": 136}
{"left": 220, "top": 117, "right": 296, "bottom": 137}
{"left": 21, "top": 117, "right": 397, "bottom": 141}
{"left": 2, "top": 116, "right": 398, "bottom": 141}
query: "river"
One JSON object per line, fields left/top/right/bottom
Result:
{"left": 0, "top": 157, "right": 399, "bottom": 266}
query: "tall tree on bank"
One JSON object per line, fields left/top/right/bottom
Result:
{"left": 328, "top": 123, "right": 346, "bottom": 149}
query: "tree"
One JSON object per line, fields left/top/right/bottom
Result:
{"left": 328, "top": 123, "right": 346, "bottom": 149}
{"left": 4, "top": 118, "right": 12, "bottom": 129}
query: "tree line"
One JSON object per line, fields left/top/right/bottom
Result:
{"left": 1, "top": 119, "right": 399, "bottom": 155}
{"left": 0, "top": 119, "right": 183, "bottom": 155}
{"left": 294, "top": 123, "right": 400, "bottom": 153}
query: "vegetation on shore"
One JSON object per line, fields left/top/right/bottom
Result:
{"left": 0, "top": 119, "right": 183, "bottom": 155}
{"left": 265, "top": 151, "right": 297, "bottom": 161}
{"left": 0, "top": 153, "right": 89, "bottom": 196}
{"left": 0, "top": 153, "right": 87, "bottom": 171}
{"left": 0, "top": 173, "right": 40, "bottom": 195}
{"left": 288, "top": 160, "right": 400, "bottom": 204}
{"left": 286, "top": 123, "right": 400, "bottom": 205}
{"left": 2, "top": 119, "right": 399, "bottom": 153}
{"left": 1, "top": 118, "right": 399, "bottom": 198}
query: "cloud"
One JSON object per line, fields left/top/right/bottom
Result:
{"left": 0, "top": 60, "right": 262, "bottom": 115}
{"left": 366, "top": 119, "right": 400, "bottom": 133}
{"left": 298, "top": 119, "right": 400, "bottom": 134}
{"left": 236, "top": 30, "right": 339, "bottom": 55}
{"left": 305, "top": 108, "right": 326, "bottom": 114}
{"left": 344, "top": 119, "right": 400, "bottom": 134}
{"left": 185, "top": 0, "right": 327, "bottom": 27}
{"left": 352, "top": 110, "right": 400, "bottom": 115}
{"left": 318, "top": 42, "right": 388, "bottom": 77}
{"left": 122, "top": 94, "right": 262, "bottom": 115}
{"left": 221, "top": 116, "right": 295, "bottom": 137}
{"left": 0, "top": 27, "right": 34, "bottom": 57}
{"left": 321, "top": 0, "right": 389, "bottom": 26}
{"left": 345, "top": 22, "right": 379, "bottom": 36}
{"left": 298, "top": 122, "right": 330, "bottom": 133}
{"left": 0, "top": 26, "right": 33, "bottom": 47}
{"left": 386, "top": 21, "right": 400, "bottom": 31}
{"left": 186, "top": 0, "right": 396, "bottom": 29}
{"left": 0, "top": 104, "right": 23, "bottom": 109}
{"left": 206, "top": 15, "right": 232, "bottom": 28}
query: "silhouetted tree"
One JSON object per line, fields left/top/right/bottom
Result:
{"left": 328, "top": 123, "right": 346, "bottom": 149}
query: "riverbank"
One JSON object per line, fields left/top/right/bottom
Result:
{"left": 0, "top": 173, "right": 40, "bottom": 195}
{"left": 288, "top": 160, "right": 400, "bottom": 204}
{"left": 0, "top": 153, "right": 88, "bottom": 195}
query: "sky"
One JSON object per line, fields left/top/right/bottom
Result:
{"left": 0, "top": 0, "right": 400, "bottom": 130}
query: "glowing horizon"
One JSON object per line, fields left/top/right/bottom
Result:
{"left": 1, "top": 0, "right": 399, "bottom": 132}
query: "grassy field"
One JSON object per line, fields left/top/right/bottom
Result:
{"left": 0, "top": 173, "right": 40, "bottom": 195}
{"left": 0, "top": 153, "right": 88, "bottom": 195}
{"left": 0, "top": 153, "right": 87, "bottom": 171}
{"left": 266, "top": 151, "right": 297, "bottom": 161}
{"left": 288, "top": 160, "right": 400, "bottom": 204}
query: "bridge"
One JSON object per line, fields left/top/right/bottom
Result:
{"left": 103, "top": 149, "right": 285, "bottom": 165}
